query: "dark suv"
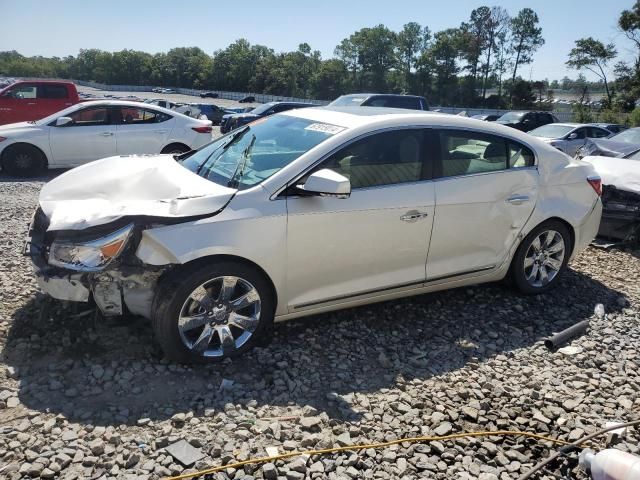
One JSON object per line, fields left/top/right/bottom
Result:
{"left": 329, "top": 93, "right": 429, "bottom": 111}
{"left": 220, "top": 101, "right": 314, "bottom": 133}
{"left": 495, "top": 111, "right": 558, "bottom": 132}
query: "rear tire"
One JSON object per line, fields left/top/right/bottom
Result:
{"left": 152, "top": 261, "right": 275, "bottom": 364}
{"left": 510, "top": 220, "right": 571, "bottom": 295}
{"left": 2, "top": 144, "right": 46, "bottom": 176}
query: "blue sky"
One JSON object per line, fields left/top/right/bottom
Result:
{"left": 1, "top": 0, "right": 635, "bottom": 81}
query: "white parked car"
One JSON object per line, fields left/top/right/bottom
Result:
{"left": 0, "top": 100, "right": 212, "bottom": 175}
{"left": 27, "top": 107, "right": 602, "bottom": 363}
{"left": 528, "top": 123, "right": 611, "bottom": 157}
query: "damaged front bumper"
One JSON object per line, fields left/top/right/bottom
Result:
{"left": 599, "top": 186, "right": 640, "bottom": 243}
{"left": 25, "top": 208, "right": 166, "bottom": 319}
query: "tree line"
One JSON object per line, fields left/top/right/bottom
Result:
{"left": 2, "top": 3, "right": 640, "bottom": 114}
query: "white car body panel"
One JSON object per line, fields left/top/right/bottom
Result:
{"left": 583, "top": 155, "right": 640, "bottom": 194}
{"left": 427, "top": 168, "right": 538, "bottom": 279}
{"left": 49, "top": 123, "right": 117, "bottom": 167}
{"left": 0, "top": 100, "right": 211, "bottom": 169}
{"left": 115, "top": 117, "right": 176, "bottom": 155}
{"left": 285, "top": 182, "right": 435, "bottom": 310}
{"left": 33, "top": 108, "right": 602, "bottom": 322}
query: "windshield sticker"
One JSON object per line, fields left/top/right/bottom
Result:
{"left": 304, "top": 123, "right": 345, "bottom": 134}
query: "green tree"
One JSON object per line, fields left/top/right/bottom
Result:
{"left": 396, "top": 22, "right": 430, "bottom": 91}
{"left": 480, "top": 7, "right": 510, "bottom": 103}
{"left": 430, "top": 28, "right": 462, "bottom": 106}
{"left": 566, "top": 37, "right": 617, "bottom": 105}
{"left": 509, "top": 8, "right": 544, "bottom": 106}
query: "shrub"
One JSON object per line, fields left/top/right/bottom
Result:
{"left": 573, "top": 104, "right": 593, "bottom": 123}
{"left": 628, "top": 107, "right": 640, "bottom": 127}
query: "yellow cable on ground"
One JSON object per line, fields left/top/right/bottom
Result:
{"left": 165, "top": 430, "right": 591, "bottom": 480}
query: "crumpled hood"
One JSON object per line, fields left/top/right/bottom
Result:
{"left": 39, "top": 155, "right": 237, "bottom": 231}
{"left": 583, "top": 155, "right": 640, "bottom": 194}
{"left": 582, "top": 138, "right": 640, "bottom": 158}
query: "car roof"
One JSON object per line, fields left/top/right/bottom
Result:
{"left": 283, "top": 106, "right": 534, "bottom": 135}
{"left": 338, "top": 93, "right": 424, "bottom": 99}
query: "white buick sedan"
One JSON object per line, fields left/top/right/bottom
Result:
{"left": 28, "top": 107, "right": 602, "bottom": 363}
{"left": 0, "top": 100, "right": 213, "bottom": 175}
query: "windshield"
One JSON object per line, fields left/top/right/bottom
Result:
{"left": 180, "top": 115, "right": 343, "bottom": 190}
{"left": 529, "top": 124, "right": 574, "bottom": 138}
{"left": 497, "top": 112, "right": 525, "bottom": 122}
{"left": 611, "top": 128, "right": 640, "bottom": 144}
{"left": 250, "top": 103, "right": 276, "bottom": 115}
{"left": 330, "top": 95, "right": 367, "bottom": 106}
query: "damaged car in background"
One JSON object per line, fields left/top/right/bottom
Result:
{"left": 27, "top": 107, "right": 602, "bottom": 363}
{"left": 575, "top": 127, "right": 640, "bottom": 160}
{"left": 583, "top": 150, "right": 640, "bottom": 243}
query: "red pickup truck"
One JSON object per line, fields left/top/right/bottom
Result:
{"left": 0, "top": 80, "right": 81, "bottom": 126}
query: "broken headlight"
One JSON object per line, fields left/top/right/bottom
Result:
{"left": 48, "top": 224, "right": 133, "bottom": 272}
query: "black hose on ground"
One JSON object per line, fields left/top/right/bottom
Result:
{"left": 518, "top": 419, "right": 640, "bottom": 480}
{"left": 544, "top": 320, "right": 590, "bottom": 350}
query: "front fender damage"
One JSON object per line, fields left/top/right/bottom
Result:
{"left": 28, "top": 210, "right": 188, "bottom": 320}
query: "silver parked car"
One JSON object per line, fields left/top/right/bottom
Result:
{"left": 28, "top": 107, "right": 602, "bottom": 363}
{"left": 528, "top": 123, "right": 611, "bottom": 157}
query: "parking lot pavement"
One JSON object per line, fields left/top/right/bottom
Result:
{"left": 0, "top": 174, "right": 639, "bottom": 479}
{"left": 76, "top": 85, "right": 261, "bottom": 110}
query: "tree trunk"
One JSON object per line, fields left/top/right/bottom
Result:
{"left": 510, "top": 39, "right": 523, "bottom": 108}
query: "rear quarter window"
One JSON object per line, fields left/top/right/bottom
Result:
{"left": 39, "top": 85, "right": 68, "bottom": 99}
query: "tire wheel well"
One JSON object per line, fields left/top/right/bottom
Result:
{"left": 1, "top": 142, "right": 49, "bottom": 170}
{"left": 509, "top": 217, "right": 575, "bottom": 275}
{"left": 158, "top": 254, "right": 278, "bottom": 312}
{"left": 161, "top": 142, "right": 190, "bottom": 154}
{"left": 542, "top": 217, "right": 575, "bottom": 257}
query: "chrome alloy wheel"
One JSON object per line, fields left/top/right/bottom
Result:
{"left": 523, "top": 230, "right": 565, "bottom": 288}
{"left": 178, "top": 276, "right": 261, "bottom": 357}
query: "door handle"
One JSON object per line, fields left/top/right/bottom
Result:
{"left": 27, "top": 103, "right": 36, "bottom": 106}
{"left": 506, "top": 195, "right": 530, "bottom": 205}
{"left": 99, "top": 132, "right": 114, "bottom": 136}
{"left": 154, "top": 129, "right": 168, "bottom": 134}
{"left": 400, "top": 211, "right": 429, "bottom": 222}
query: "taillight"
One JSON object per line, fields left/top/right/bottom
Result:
{"left": 587, "top": 176, "right": 602, "bottom": 196}
{"left": 192, "top": 126, "right": 212, "bottom": 134}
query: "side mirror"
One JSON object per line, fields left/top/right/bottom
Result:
{"left": 297, "top": 169, "right": 351, "bottom": 198}
{"left": 567, "top": 132, "right": 578, "bottom": 140}
{"left": 55, "top": 116, "right": 73, "bottom": 127}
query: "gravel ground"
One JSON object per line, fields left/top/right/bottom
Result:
{"left": 0, "top": 174, "right": 639, "bottom": 480}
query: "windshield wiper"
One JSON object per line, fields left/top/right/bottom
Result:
{"left": 227, "top": 134, "right": 256, "bottom": 189}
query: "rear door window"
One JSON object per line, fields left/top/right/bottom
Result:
{"left": 437, "top": 130, "right": 508, "bottom": 177}
{"left": 587, "top": 127, "right": 610, "bottom": 138}
{"left": 38, "top": 85, "right": 68, "bottom": 99}
{"left": 120, "top": 107, "right": 171, "bottom": 124}
{"left": 386, "top": 97, "right": 421, "bottom": 109}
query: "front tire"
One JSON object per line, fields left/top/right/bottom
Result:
{"left": 510, "top": 220, "right": 571, "bottom": 295}
{"left": 152, "top": 261, "right": 274, "bottom": 363}
{"left": 161, "top": 143, "right": 190, "bottom": 155}
{"left": 2, "top": 144, "right": 46, "bottom": 176}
